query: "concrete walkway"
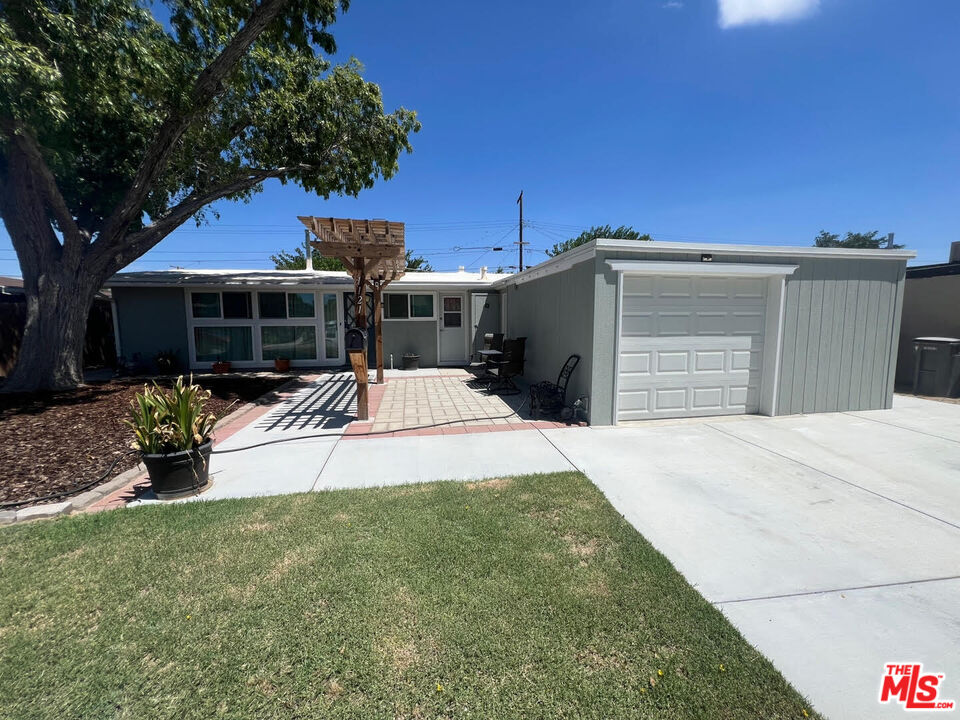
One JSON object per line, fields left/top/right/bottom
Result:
{"left": 544, "top": 395, "right": 960, "bottom": 720}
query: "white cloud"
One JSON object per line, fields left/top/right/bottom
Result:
{"left": 662, "top": 1, "right": 684, "bottom": 9}
{"left": 718, "top": 0, "right": 820, "bottom": 28}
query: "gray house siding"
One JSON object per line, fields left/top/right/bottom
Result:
{"left": 112, "top": 286, "right": 189, "bottom": 370}
{"left": 590, "top": 249, "right": 907, "bottom": 424}
{"left": 503, "top": 259, "right": 595, "bottom": 419}
{"left": 381, "top": 320, "right": 438, "bottom": 368}
{"left": 776, "top": 257, "right": 904, "bottom": 414}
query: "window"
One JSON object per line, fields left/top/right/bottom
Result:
{"left": 191, "top": 292, "right": 220, "bottom": 318}
{"left": 287, "top": 292, "right": 315, "bottom": 318}
{"left": 222, "top": 292, "right": 252, "bottom": 319}
{"left": 261, "top": 326, "right": 317, "bottom": 360}
{"left": 384, "top": 293, "right": 434, "bottom": 320}
{"left": 194, "top": 326, "right": 253, "bottom": 362}
{"left": 385, "top": 293, "right": 408, "bottom": 319}
{"left": 258, "top": 292, "right": 286, "bottom": 319}
{"left": 323, "top": 293, "right": 339, "bottom": 359}
{"left": 411, "top": 294, "right": 434, "bottom": 318}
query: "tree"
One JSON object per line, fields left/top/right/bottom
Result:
{"left": 0, "top": 0, "right": 419, "bottom": 391}
{"left": 547, "top": 224, "right": 651, "bottom": 256}
{"left": 814, "top": 231, "right": 903, "bottom": 249}
{"left": 271, "top": 248, "right": 431, "bottom": 271}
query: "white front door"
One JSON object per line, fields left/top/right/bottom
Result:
{"left": 439, "top": 294, "right": 467, "bottom": 365}
{"left": 617, "top": 275, "right": 768, "bottom": 421}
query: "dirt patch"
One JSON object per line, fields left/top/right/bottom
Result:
{"left": 465, "top": 477, "right": 512, "bottom": 491}
{"left": 0, "top": 375, "right": 289, "bottom": 506}
{"left": 576, "top": 648, "right": 628, "bottom": 673}
{"left": 563, "top": 533, "right": 601, "bottom": 559}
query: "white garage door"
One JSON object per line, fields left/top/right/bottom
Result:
{"left": 617, "top": 274, "right": 767, "bottom": 421}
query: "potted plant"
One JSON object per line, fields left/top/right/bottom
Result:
{"left": 273, "top": 356, "right": 291, "bottom": 372}
{"left": 212, "top": 358, "right": 231, "bottom": 373}
{"left": 402, "top": 353, "right": 420, "bottom": 371}
{"left": 155, "top": 349, "right": 180, "bottom": 374}
{"left": 127, "top": 376, "right": 218, "bottom": 498}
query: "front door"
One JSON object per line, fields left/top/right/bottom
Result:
{"left": 439, "top": 294, "right": 467, "bottom": 365}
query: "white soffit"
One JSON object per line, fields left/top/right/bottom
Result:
{"left": 605, "top": 260, "right": 798, "bottom": 277}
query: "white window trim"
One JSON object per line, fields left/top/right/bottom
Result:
{"left": 382, "top": 291, "right": 437, "bottom": 321}
{"left": 184, "top": 287, "right": 343, "bottom": 369}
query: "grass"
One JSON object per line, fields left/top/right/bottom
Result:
{"left": 0, "top": 472, "right": 819, "bottom": 719}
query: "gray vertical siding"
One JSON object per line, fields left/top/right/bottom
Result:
{"left": 112, "top": 286, "right": 189, "bottom": 370}
{"left": 775, "top": 257, "right": 904, "bottom": 414}
{"left": 503, "top": 259, "right": 595, "bottom": 419}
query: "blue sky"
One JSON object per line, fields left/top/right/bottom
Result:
{"left": 2, "top": 0, "right": 958, "bottom": 275}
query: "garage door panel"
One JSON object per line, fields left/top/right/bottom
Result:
{"left": 692, "top": 387, "right": 724, "bottom": 409}
{"left": 695, "top": 350, "right": 725, "bottom": 372}
{"left": 654, "top": 388, "right": 687, "bottom": 410}
{"left": 656, "top": 351, "right": 689, "bottom": 373}
{"left": 617, "top": 274, "right": 767, "bottom": 421}
{"left": 623, "top": 276, "right": 654, "bottom": 296}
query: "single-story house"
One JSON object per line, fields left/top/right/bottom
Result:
{"left": 894, "top": 241, "right": 960, "bottom": 388}
{"left": 106, "top": 239, "right": 914, "bottom": 425}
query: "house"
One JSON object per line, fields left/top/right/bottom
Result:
{"left": 106, "top": 239, "right": 914, "bottom": 425}
{"left": 894, "top": 241, "right": 960, "bottom": 388}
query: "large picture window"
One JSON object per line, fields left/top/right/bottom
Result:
{"left": 261, "top": 326, "right": 317, "bottom": 360}
{"left": 194, "top": 326, "right": 253, "bottom": 362}
{"left": 384, "top": 293, "right": 435, "bottom": 320}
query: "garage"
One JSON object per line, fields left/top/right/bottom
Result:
{"left": 612, "top": 263, "right": 796, "bottom": 422}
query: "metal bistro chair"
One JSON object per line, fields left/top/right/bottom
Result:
{"left": 470, "top": 333, "right": 505, "bottom": 379}
{"left": 487, "top": 337, "right": 526, "bottom": 395}
{"left": 529, "top": 354, "right": 580, "bottom": 418}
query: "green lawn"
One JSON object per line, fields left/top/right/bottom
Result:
{"left": 0, "top": 472, "right": 818, "bottom": 719}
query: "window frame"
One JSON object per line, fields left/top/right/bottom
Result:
{"left": 382, "top": 292, "right": 437, "bottom": 322}
{"left": 185, "top": 287, "right": 342, "bottom": 369}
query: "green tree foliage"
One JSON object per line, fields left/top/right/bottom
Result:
{"left": 0, "top": 0, "right": 419, "bottom": 390}
{"left": 814, "top": 231, "right": 903, "bottom": 249}
{"left": 271, "top": 247, "right": 432, "bottom": 271}
{"left": 547, "top": 225, "right": 651, "bottom": 256}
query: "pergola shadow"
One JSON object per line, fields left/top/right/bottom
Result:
{"left": 254, "top": 373, "right": 357, "bottom": 433}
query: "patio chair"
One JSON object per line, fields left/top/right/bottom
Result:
{"left": 487, "top": 337, "right": 526, "bottom": 395}
{"left": 469, "top": 333, "right": 505, "bottom": 380}
{"left": 529, "top": 354, "right": 580, "bottom": 418}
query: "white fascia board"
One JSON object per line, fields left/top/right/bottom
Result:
{"left": 491, "top": 242, "right": 598, "bottom": 288}
{"left": 605, "top": 260, "right": 799, "bottom": 277}
{"left": 597, "top": 238, "right": 917, "bottom": 260}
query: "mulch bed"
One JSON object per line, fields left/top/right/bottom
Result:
{"left": 0, "top": 375, "right": 291, "bottom": 508}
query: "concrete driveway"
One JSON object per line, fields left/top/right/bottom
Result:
{"left": 546, "top": 394, "right": 960, "bottom": 720}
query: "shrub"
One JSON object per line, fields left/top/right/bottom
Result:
{"left": 127, "top": 376, "right": 218, "bottom": 454}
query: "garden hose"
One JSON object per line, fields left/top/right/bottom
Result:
{"left": 4, "top": 395, "right": 535, "bottom": 509}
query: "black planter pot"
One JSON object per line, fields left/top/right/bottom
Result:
{"left": 402, "top": 354, "right": 420, "bottom": 371}
{"left": 141, "top": 440, "right": 213, "bottom": 499}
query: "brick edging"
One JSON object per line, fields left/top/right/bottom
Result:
{"left": 1, "top": 373, "right": 321, "bottom": 526}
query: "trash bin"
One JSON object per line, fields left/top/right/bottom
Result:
{"left": 912, "top": 337, "right": 960, "bottom": 398}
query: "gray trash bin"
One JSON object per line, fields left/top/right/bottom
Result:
{"left": 912, "top": 337, "right": 960, "bottom": 398}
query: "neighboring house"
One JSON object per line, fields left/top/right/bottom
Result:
{"left": 106, "top": 240, "right": 914, "bottom": 425}
{"left": 894, "top": 242, "right": 960, "bottom": 388}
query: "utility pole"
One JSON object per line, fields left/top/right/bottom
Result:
{"left": 515, "top": 190, "right": 529, "bottom": 271}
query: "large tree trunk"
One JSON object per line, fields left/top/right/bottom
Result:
{"left": 2, "top": 262, "right": 101, "bottom": 393}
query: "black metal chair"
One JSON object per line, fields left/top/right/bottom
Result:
{"left": 529, "top": 354, "right": 580, "bottom": 418}
{"left": 469, "top": 332, "right": 505, "bottom": 382}
{"left": 487, "top": 337, "right": 526, "bottom": 395}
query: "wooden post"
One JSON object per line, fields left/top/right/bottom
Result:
{"left": 353, "top": 258, "right": 369, "bottom": 420}
{"left": 374, "top": 283, "right": 384, "bottom": 384}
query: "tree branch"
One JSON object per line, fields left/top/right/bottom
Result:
{"left": 97, "top": 0, "right": 292, "bottom": 246}
{"left": 1, "top": 122, "right": 87, "bottom": 256}
{"left": 97, "top": 164, "right": 307, "bottom": 274}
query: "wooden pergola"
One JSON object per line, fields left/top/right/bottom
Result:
{"left": 297, "top": 216, "right": 406, "bottom": 420}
